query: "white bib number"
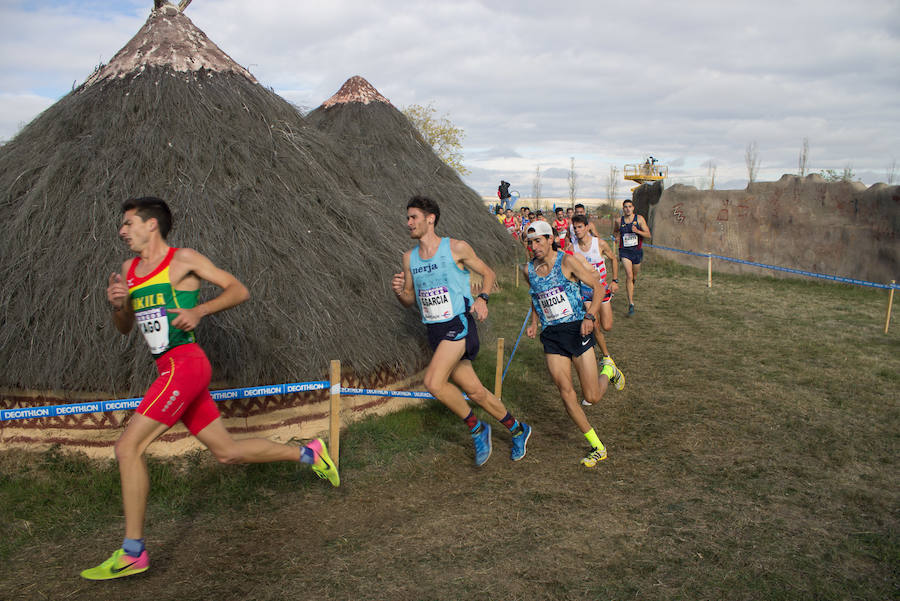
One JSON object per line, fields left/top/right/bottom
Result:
{"left": 136, "top": 307, "right": 169, "bottom": 355}
{"left": 538, "top": 286, "right": 574, "bottom": 322}
{"left": 419, "top": 286, "right": 453, "bottom": 323}
{"left": 622, "top": 232, "right": 638, "bottom": 247}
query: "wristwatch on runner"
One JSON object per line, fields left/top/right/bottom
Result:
{"left": 477, "top": 293, "right": 490, "bottom": 303}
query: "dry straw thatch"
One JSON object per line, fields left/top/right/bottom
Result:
{"left": 307, "top": 76, "right": 516, "bottom": 265}
{"left": 0, "top": 4, "right": 511, "bottom": 399}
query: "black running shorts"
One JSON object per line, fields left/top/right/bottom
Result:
{"left": 426, "top": 312, "right": 480, "bottom": 361}
{"left": 539, "top": 321, "right": 595, "bottom": 358}
{"left": 619, "top": 247, "right": 643, "bottom": 265}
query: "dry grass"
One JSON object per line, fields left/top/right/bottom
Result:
{"left": 1, "top": 254, "right": 897, "bottom": 600}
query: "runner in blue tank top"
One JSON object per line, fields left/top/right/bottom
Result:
{"left": 616, "top": 199, "right": 651, "bottom": 316}
{"left": 392, "top": 196, "right": 531, "bottom": 466}
{"left": 523, "top": 220, "right": 614, "bottom": 468}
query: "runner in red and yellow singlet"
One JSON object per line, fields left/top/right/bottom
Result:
{"left": 81, "top": 197, "right": 340, "bottom": 582}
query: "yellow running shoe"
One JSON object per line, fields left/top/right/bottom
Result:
{"left": 611, "top": 365, "right": 625, "bottom": 391}
{"left": 580, "top": 446, "right": 608, "bottom": 467}
{"left": 80, "top": 548, "right": 149, "bottom": 580}
{"left": 308, "top": 438, "right": 340, "bottom": 487}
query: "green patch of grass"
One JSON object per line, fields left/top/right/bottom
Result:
{"left": 1, "top": 256, "right": 897, "bottom": 601}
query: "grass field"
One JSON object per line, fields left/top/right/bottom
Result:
{"left": 1, "top": 254, "right": 897, "bottom": 600}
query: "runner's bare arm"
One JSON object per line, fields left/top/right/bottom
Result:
{"left": 391, "top": 251, "right": 416, "bottom": 308}
{"left": 562, "top": 254, "right": 603, "bottom": 324}
{"left": 634, "top": 215, "right": 652, "bottom": 240}
{"left": 451, "top": 239, "right": 494, "bottom": 321}
{"left": 168, "top": 248, "right": 250, "bottom": 331}
{"left": 108, "top": 261, "right": 134, "bottom": 335}
{"left": 524, "top": 271, "right": 540, "bottom": 338}
{"left": 599, "top": 239, "right": 620, "bottom": 285}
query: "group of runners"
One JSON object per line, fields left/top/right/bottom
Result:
{"left": 82, "top": 193, "right": 651, "bottom": 581}
{"left": 498, "top": 200, "right": 651, "bottom": 315}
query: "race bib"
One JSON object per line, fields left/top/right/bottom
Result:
{"left": 622, "top": 232, "right": 638, "bottom": 247}
{"left": 136, "top": 307, "right": 169, "bottom": 355}
{"left": 538, "top": 286, "right": 574, "bottom": 322}
{"left": 419, "top": 286, "right": 453, "bottom": 323}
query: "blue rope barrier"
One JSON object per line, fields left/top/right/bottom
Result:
{"left": 502, "top": 307, "right": 533, "bottom": 383}
{"left": 644, "top": 243, "right": 898, "bottom": 290}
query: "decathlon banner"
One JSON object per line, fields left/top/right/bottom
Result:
{"left": 341, "top": 387, "right": 435, "bottom": 399}
{"left": 0, "top": 381, "right": 330, "bottom": 422}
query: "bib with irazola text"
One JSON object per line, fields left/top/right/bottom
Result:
{"left": 622, "top": 232, "right": 639, "bottom": 247}
{"left": 419, "top": 285, "right": 453, "bottom": 323}
{"left": 538, "top": 286, "right": 574, "bottom": 322}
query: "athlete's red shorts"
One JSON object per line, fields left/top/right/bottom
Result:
{"left": 136, "top": 343, "right": 220, "bottom": 435}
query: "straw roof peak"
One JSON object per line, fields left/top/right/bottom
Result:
{"left": 321, "top": 76, "right": 392, "bottom": 109}
{"left": 82, "top": 1, "right": 255, "bottom": 89}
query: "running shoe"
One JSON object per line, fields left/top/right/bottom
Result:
{"left": 510, "top": 422, "right": 532, "bottom": 461}
{"left": 601, "top": 356, "right": 616, "bottom": 368}
{"left": 472, "top": 423, "right": 492, "bottom": 466}
{"left": 611, "top": 365, "right": 625, "bottom": 391}
{"left": 307, "top": 438, "right": 340, "bottom": 487}
{"left": 580, "top": 446, "right": 608, "bottom": 467}
{"left": 581, "top": 398, "right": 593, "bottom": 407}
{"left": 627, "top": 304, "right": 635, "bottom": 316}
{"left": 80, "top": 548, "right": 149, "bottom": 580}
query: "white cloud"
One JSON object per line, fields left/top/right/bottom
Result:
{"left": 1, "top": 0, "right": 898, "bottom": 195}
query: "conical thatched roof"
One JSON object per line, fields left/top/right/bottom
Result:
{"left": 0, "top": 5, "right": 434, "bottom": 395}
{"left": 307, "top": 76, "right": 516, "bottom": 264}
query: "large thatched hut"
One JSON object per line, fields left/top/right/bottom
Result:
{"left": 306, "top": 75, "right": 516, "bottom": 264}
{"left": 0, "top": 3, "right": 504, "bottom": 452}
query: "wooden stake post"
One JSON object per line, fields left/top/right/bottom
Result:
{"left": 886, "top": 281, "right": 895, "bottom": 334}
{"left": 329, "top": 359, "right": 341, "bottom": 467}
{"left": 494, "top": 338, "right": 505, "bottom": 400}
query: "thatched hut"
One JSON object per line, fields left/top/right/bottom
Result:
{"left": 0, "top": 3, "right": 495, "bottom": 451}
{"left": 306, "top": 75, "right": 516, "bottom": 265}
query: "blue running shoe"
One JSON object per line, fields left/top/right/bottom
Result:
{"left": 510, "top": 423, "right": 532, "bottom": 461}
{"left": 627, "top": 303, "right": 635, "bottom": 316}
{"left": 472, "top": 423, "right": 492, "bottom": 466}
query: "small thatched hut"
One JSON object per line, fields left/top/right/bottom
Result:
{"left": 306, "top": 75, "right": 516, "bottom": 265}
{"left": 0, "top": 3, "right": 507, "bottom": 451}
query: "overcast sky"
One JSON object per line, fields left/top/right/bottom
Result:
{"left": 1, "top": 0, "right": 898, "bottom": 198}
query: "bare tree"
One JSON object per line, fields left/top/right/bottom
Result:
{"left": 568, "top": 157, "right": 577, "bottom": 207}
{"left": 798, "top": 137, "right": 809, "bottom": 177}
{"left": 606, "top": 165, "right": 619, "bottom": 204}
{"left": 745, "top": 141, "right": 760, "bottom": 183}
{"left": 703, "top": 159, "right": 717, "bottom": 189}
{"left": 820, "top": 166, "right": 857, "bottom": 182}
{"left": 532, "top": 164, "right": 543, "bottom": 208}
{"left": 887, "top": 158, "right": 897, "bottom": 185}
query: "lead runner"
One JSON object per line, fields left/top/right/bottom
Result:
{"left": 81, "top": 197, "right": 339, "bottom": 581}
{"left": 391, "top": 196, "right": 531, "bottom": 466}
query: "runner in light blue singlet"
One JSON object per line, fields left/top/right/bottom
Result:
{"left": 410, "top": 237, "right": 473, "bottom": 326}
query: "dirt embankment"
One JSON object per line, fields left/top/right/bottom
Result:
{"left": 645, "top": 175, "right": 899, "bottom": 284}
